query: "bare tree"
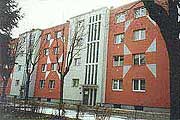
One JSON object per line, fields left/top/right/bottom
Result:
{"left": 54, "top": 20, "right": 86, "bottom": 117}
{"left": 14, "top": 29, "right": 44, "bottom": 101}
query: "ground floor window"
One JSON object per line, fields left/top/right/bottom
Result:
{"left": 133, "top": 79, "right": 145, "bottom": 92}
{"left": 112, "top": 79, "right": 123, "bottom": 91}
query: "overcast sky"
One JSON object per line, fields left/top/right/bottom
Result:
{"left": 12, "top": 0, "right": 137, "bottom": 38}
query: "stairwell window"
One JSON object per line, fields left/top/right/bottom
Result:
{"left": 113, "top": 56, "right": 124, "bottom": 66}
{"left": 39, "top": 80, "right": 45, "bottom": 89}
{"left": 134, "top": 29, "right": 146, "bottom": 41}
{"left": 133, "top": 79, "right": 145, "bottom": 92}
{"left": 116, "top": 13, "right": 126, "bottom": 23}
{"left": 112, "top": 79, "right": 123, "bottom": 91}
{"left": 49, "top": 80, "right": 55, "bottom": 89}
{"left": 115, "top": 33, "right": 124, "bottom": 44}
{"left": 134, "top": 7, "right": 146, "bottom": 18}
{"left": 41, "top": 64, "right": 47, "bottom": 72}
{"left": 133, "top": 53, "right": 145, "bottom": 65}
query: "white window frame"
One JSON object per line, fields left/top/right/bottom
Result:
{"left": 41, "top": 64, "right": 47, "bottom": 72}
{"left": 116, "top": 13, "right": 126, "bottom": 23}
{"left": 113, "top": 56, "right": 124, "bottom": 66}
{"left": 134, "top": 29, "right": 146, "bottom": 41}
{"left": 56, "top": 31, "right": 62, "bottom": 39}
{"left": 46, "top": 33, "right": 51, "bottom": 41}
{"left": 133, "top": 79, "right": 146, "bottom": 92}
{"left": 44, "top": 48, "right": 49, "bottom": 56}
{"left": 49, "top": 80, "right": 55, "bottom": 89}
{"left": 51, "top": 63, "right": 57, "bottom": 71}
{"left": 135, "top": 7, "right": 146, "bottom": 18}
{"left": 115, "top": 33, "right": 124, "bottom": 44}
{"left": 112, "top": 79, "right": 123, "bottom": 91}
{"left": 39, "top": 80, "right": 45, "bottom": 89}
{"left": 133, "top": 53, "right": 145, "bottom": 65}
{"left": 53, "top": 47, "right": 59, "bottom": 55}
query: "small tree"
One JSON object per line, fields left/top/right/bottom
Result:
{"left": 54, "top": 20, "right": 86, "bottom": 117}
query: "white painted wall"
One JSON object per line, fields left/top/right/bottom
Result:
{"left": 10, "top": 29, "right": 42, "bottom": 98}
{"left": 64, "top": 7, "right": 109, "bottom": 105}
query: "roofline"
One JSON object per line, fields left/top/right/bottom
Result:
{"left": 70, "top": 7, "right": 109, "bottom": 19}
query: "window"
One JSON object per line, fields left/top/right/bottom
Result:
{"left": 134, "top": 29, "right": 146, "bottom": 41}
{"left": 112, "top": 79, "right": 123, "bottom": 90}
{"left": 55, "top": 31, "right": 62, "bottom": 39}
{"left": 39, "top": 80, "right": 45, "bottom": 88}
{"left": 113, "top": 56, "right": 124, "bottom": 66}
{"left": 49, "top": 80, "right": 55, "bottom": 89}
{"left": 133, "top": 79, "right": 145, "bottom": 91}
{"left": 135, "top": 7, "right": 146, "bottom": 18}
{"left": 133, "top": 54, "right": 145, "bottom": 65}
{"left": 51, "top": 63, "right": 57, "bottom": 71}
{"left": 18, "top": 65, "right": 22, "bottom": 71}
{"left": 41, "top": 64, "right": 47, "bottom": 72}
{"left": 53, "top": 47, "right": 59, "bottom": 55}
{"left": 115, "top": 34, "right": 124, "bottom": 44}
{"left": 15, "top": 80, "right": 19, "bottom": 86}
{"left": 46, "top": 33, "right": 51, "bottom": 41}
{"left": 116, "top": 13, "right": 126, "bottom": 23}
{"left": 74, "top": 58, "right": 81, "bottom": 66}
{"left": 44, "top": 48, "right": 49, "bottom": 56}
{"left": 72, "top": 79, "right": 79, "bottom": 87}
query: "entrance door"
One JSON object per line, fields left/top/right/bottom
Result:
{"left": 83, "top": 88, "right": 89, "bottom": 105}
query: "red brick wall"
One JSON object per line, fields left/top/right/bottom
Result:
{"left": 34, "top": 23, "right": 69, "bottom": 99}
{"left": 105, "top": 2, "right": 170, "bottom": 108}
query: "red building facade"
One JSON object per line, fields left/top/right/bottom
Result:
{"left": 34, "top": 23, "right": 69, "bottom": 101}
{"left": 105, "top": 1, "right": 170, "bottom": 110}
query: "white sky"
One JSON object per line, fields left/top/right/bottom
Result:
{"left": 12, "top": 0, "right": 137, "bottom": 38}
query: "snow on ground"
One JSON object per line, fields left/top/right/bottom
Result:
{"left": 40, "top": 107, "right": 127, "bottom": 120}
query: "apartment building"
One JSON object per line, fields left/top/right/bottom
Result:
{"left": 34, "top": 23, "right": 69, "bottom": 102}
{"left": 0, "top": 37, "right": 18, "bottom": 96}
{"left": 64, "top": 7, "right": 109, "bottom": 105}
{"left": 10, "top": 29, "right": 42, "bottom": 98}
{"left": 105, "top": 1, "right": 170, "bottom": 111}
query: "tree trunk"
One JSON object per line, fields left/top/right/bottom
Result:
{"left": 1, "top": 77, "right": 7, "bottom": 102}
{"left": 142, "top": 0, "right": 180, "bottom": 119}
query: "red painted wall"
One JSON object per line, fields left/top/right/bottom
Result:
{"left": 34, "top": 23, "right": 69, "bottom": 99}
{"left": 105, "top": 1, "right": 170, "bottom": 108}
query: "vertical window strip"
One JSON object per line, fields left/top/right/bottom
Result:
{"left": 89, "top": 43, "right": 92, "bottom": 63}
{"left": 96, "top": 42, "right": 99, "bottom": 62}
{"left": 93, "top": 42, "right": 96, "bottom": 63}
{"left": 95, "top": 64, "right": 98, "bottom": 85}
{"left": 85, "top": 65, "right": 88, "bottom": 84}
{"left": 97, "top": 22, "right": 101, "bottom": 40}
{"left": 91, "top": 65, "right": 94, "bottom": 84}
{"left": 94, "top": 23, "right": 97, "bottom": 40}
{"left": 88, "top": 65, "right": 91, "bottom": 84}
{"left": 86, "top": 44, "right": 89, "bottom": 63}
{"left": 88, "top": 25, "right": 91, "bottom": 42}
{"left": 91, "top": 24, "right": 94, "bottom": 41}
